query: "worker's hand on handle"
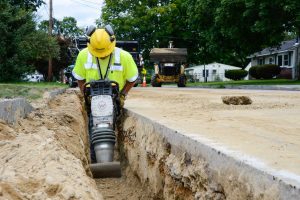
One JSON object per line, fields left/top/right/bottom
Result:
{"left": 119, "top": 93, "right": 126, "bottom": 108}
{"left": 121, "top": 80, "right": 136, "bottom": 95}
{"left": 119, "top": 80, "right": 136, "bottom": 107}
{"left": 117, "top": 80, "right": 136, "bottom": 111}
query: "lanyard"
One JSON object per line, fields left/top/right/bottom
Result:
{"left": 96, "top": 54, "right": 113, "bottom": 80}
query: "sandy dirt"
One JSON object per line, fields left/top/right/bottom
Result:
{"left": 125, "top": 87, "right": 300, "bottom": 181}
{"left": 0, "top": 90, "right": 103, "bottom": 200}
{"left": 95, "top": 169, "right": 154, "bottom": 200}
{"left": 0, "top": 89, "right": 156, "bottom": 200}
{"left": 1, "top": 86, "right": 299, "bottom": 199}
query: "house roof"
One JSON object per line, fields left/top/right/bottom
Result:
{"left": 185, "top": 62, "right": 240, "bottom": 70}
{"left": 150, "top": 48, "right": 187, "bottom": 62}
{"left": 248, "top": 38, "right": 298, "bottom": 58}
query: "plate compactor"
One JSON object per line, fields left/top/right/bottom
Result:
{"left": 83, "top": 80, "right": 122, "bottom": 178}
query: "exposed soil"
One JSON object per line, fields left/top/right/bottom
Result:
{"left": 1, "top": 86, "right": 300, "bottom": 199}
{"left": 0, "top": 90, "right": 102, "bottom": 199}
{"left": 221, "top": 95, "right": 252, "bottom": 105}
{"left": 0, "top": 89, "right": 154, "bottom": 200}
{"left": 95, "top": 170, "right": 154, "bottom": 200}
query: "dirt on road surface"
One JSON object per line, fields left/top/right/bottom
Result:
{"left": 125, "top": 87, "right": 300, "bottom": 183}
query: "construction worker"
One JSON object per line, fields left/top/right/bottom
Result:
{"left": 72, "top": 25, "right": 138, "bottom": 162}
{"left": 72, "top": 25, "right": 138, "bottom": 108}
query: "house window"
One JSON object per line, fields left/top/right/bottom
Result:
{"left": 269, "top": 57, "right": 274, "bottom": 64}
{"left": 258, "top": 58, "right": 264, "bottom": 65}
{"left": 284, "top": 54, "right": 289, "bottom": 66}
{"left": 212, "top": 69, "right": 217, "bottom": 75}
{"left": 278, "top": 55, "right": 282, "bottom": 66}
{"left": 202, "top": 69, "right": 209, "bottom": 77}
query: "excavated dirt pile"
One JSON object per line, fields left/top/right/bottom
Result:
{"left": 0, "top": 90, "right": 103, "bottom": 200}
{"left": 221, "top": 96, "right": 252, "bottom": 105}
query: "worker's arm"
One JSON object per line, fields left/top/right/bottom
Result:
{"left": 119, "top": 50, "right": 138, "bottom": 107}
{"left": 77, "top": 80, "right": 86, "bottom": 94}
{"left": 118, "top": 80, "right": 136, "bottom": 108}
{"left": 120, "top": 80, "right": 136, "bottom": 96}
{"left": 72, "top": 49, "right": 87, "bottom": 94}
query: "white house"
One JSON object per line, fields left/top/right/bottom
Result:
{"left": 184, "top": 62, "right": 241, "bottom": 82}
{"left": 247, "top": 38, "right": 300, "bottom": 79}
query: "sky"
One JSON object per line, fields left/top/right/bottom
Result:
{"left": 36, "top": 0, "right": 104, "bottom": 28}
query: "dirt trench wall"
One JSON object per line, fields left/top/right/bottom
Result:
{"left": 119, "top": 110, "right": 300, "bottom": 200}
{"left": 0, "top": 90, "right": 103, "bottom": 200}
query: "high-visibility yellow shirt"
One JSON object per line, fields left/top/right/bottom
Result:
{"left": 72, "top": 47, "right": 138, "bottom": 90}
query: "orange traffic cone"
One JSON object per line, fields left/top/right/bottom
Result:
{"left": 142, "top": 76, "right": 147, "bottom": 87}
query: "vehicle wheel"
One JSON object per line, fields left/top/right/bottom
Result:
{"left": 68, "top": 77, "right": 75, "bottom": 87}
{"left": 177, "top": 74, "right": 186, "bottom": 87}
{"left": 151, "top": 75, "right": 162, "bottom": 87}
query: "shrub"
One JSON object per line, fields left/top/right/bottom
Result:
{"left": 225, "top": 69, "right": 248, "bottom": 80}
{"left": 257, "top": 64, "right": 281, "bottom": 79}
{"left": 249, "top": 64, "right": 281, "bottom": 79}
{"left": 249, "top": 65, "right": 260, "bottom": 79}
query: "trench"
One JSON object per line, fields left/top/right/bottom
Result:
{"left": 76, "top": 89, "right": 300, "bottom": 200}
{"left": 83, "top": 105, "right": 154, "bottom": 199}
{"left": 110, "top": 109, "right": 300, "bottom": 200}
{"left": 1, "top": 89, "right": 300, "bottom": 199}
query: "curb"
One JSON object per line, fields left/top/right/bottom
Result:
{"left": 0, "top": 88, "right": 66, "bottom": 124}
{"left": 0, "top": 98, "right": 34, "bottom": 124}
{"left": 123, "top": 109, "right": 300, "bottom": 199}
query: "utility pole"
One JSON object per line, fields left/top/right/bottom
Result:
{"left": 47, "top": 0, "right": 53, "bottom": 81}
{"left": 203, "top": 64, "right": 207, "bottom": 82}
{"left": 296, "top": 36, "right": 300, "bottom": 80}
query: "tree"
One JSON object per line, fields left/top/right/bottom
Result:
{"left": 0, "top": 1, "right": 59, "bottom": 81}
{"left": 100, "top": 0, "right": 193, "bottom": 65}
{"left": 60, "top": 17, "right": 83, "bottom": 38}
{"left": 100, "top": 0, "right": 300, "bottom": 70}
{"left": 38, "top": 17, "right": 83, "bottom": 38}
{"left": 185, "top": 0, "right": 300, "bottom": 67}
{"left": 9, "top": 0, "right": 45, "bottom": 11}
{"left": 38, "top": 18, "right": 62, "bottom": 35}
{"left": 37, "top": 17, "right": 83, "bottom": 80}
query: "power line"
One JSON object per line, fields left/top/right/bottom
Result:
{"left": 43, "top": 4, "right": 49, "bottom": 17}
{"left": 80, "top": 0, "right": 100, "bottom": 6}
{"left": 70, "top": 0, "right": 100, "bottom": 10}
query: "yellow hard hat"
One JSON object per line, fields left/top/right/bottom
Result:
{"left": 87, "top": 28, "right": 116, "bottom": 58}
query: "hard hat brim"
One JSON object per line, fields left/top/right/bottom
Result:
{"left": 87, "top": 40, "right": 116, "bottom": 58}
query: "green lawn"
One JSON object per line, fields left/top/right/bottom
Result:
{"left": 187, "top": 79, "right": 300, "bottom": 87}
{"left": 0, "top": 82, "right": 67, "bottom": 100}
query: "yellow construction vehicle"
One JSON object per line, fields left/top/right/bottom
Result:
{"left": 150, "top": 43, "right": 187, "bottom": 87}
